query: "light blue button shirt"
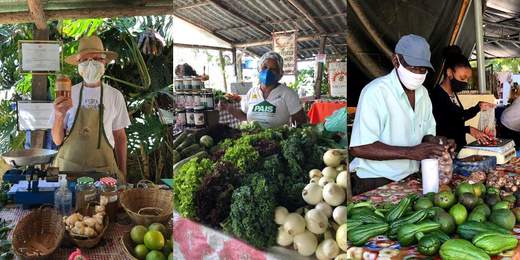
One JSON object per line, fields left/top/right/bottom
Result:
{"left": 350, "top": 69, "right": 436, "bottom": 181}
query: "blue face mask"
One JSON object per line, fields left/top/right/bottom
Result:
{"left": 259, "top": 69, "right": 279, "bottom": 86}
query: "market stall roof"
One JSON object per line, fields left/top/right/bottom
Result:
{"left": 172, "top": 0, "right": 347, "bottom": 59}
{"left": 479, "top": 0, "right": 520, "bottom": 58}
{"left": 0, "top": 0, "right": 173, "bottom": 28}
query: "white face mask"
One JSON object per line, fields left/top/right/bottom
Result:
{"left": 396, "top": 56, "right": 427, "bottom": 90}
{"left": 78, "top": 60, "right": 105, "bottom": 84}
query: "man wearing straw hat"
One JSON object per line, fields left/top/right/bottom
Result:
{"left": 50, "top": 35, "right": 130, "bottom": 183}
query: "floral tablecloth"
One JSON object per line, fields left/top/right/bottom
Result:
{"left": 349, "top": 176, "right": 520, "bottom": 260}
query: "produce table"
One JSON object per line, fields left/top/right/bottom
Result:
{"left": 0, "top": 204, "right": 135, "bottom": 259}
{"left": 172, "top": 212, "right": 313, "bottom": 260}
{"left": 350, "top": 177, "right": 520, "bottom": 259}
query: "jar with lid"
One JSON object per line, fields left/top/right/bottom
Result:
{"left": 99, "top": 177, "right": 118, "bottom": 219}
{"left": 204, "top": 89, "right": 215, "bottom": 109}
{"left": 185, "top": 91, "right": 194, "bottom": 107}
{"left": 194, "top": 106, "right": 206, "bottom": 128}
{"left": 183, "top": 77, "right": 192, "bottom": 90}
{"left": 193, "top": 89, "right": 201, "bottom": 107}
{"left": 75, "top": 177, "right": 97, "bottom": 210}
{"left": 176, "top": 108, "right": 186, "bottom": 127}
{"left": 174, "top": 78, "right": 184, "bottom": 91}
{"left": 192, "top": 78, "right": 202, "bottom": 90}
{"left": 186, "top": 107, "right": 195, "bottom": 128}
{"left": 177, "top": 91, "right": 186, "bottom": 108}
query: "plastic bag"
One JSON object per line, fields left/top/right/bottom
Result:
{"left": 478, "top": 108, "right": 496, "bottom": 138}
{"left": 438, "top": 140, "right": 453, "bottom": 185}
{"left": 324, "top": 107, "right": 347, "bottom": 133}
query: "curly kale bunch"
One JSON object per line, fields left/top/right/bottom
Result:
{"left": 224, "top": 173, "right": 277, "bottom": 249}
{"left": 173, "top": 158, "right": 214, "bottom": 219}
{"left": 195, "top": 161, "right": 241, "bottom": 228}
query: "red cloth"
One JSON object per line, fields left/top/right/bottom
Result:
{"left": 307, "top": 101, "right": 347, "bottom": 124}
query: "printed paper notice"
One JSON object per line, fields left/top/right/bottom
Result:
{"left": 21, "top": 42, "right": 61, "bottom": 72}
{"left": 329, "top": 62, "right": 347, "bottom": 98}
{"left": 273, "top": 32, "right": 297, "bottom": 75}
{"left": 17, "top": 102, "right": 54, "bottom": 130}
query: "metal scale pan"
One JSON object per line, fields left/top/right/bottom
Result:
{"left": 1, "top": 148, "right": 57, "bottom": 167}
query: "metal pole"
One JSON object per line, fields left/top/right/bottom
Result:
{"left": 474, "top": 0, "right": 486, "bottom": 93}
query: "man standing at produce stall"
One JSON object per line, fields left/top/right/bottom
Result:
{"left": 50, "top": 36, "right": 131, "bottom": 183}
{"left": 349, "top": 34, "right": 455, "bottom": 195}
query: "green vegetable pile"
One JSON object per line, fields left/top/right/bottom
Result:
{"left": 173, "top": 158, "right": 214, "bottom": 219}
{"left": 347, "top": 181, "right": 520, "bottom": 258}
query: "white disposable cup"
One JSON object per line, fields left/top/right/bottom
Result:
{"left": 421, "top": 159, "right": 439, "bottom": 194}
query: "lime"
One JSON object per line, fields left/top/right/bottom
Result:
{"left": 144, "top": 230, "right": 165, "bottom": 250}
{"left": 146, "top": 250, "right": 166, "bottom": 260}
{"left": 135, "top": 244, "right": 149, "bottom": 260}
{"left": 131, "top": 225, "right": 148, "bottom": 244}
{"left": 148, "top": 223, "right": 167, "bottom": 236}
{"left": 449, "top": 203, "right": 468, "bottom": 225}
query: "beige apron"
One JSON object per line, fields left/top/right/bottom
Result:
{"left": 53, "top": 83, "right": 122, "bottom": 180}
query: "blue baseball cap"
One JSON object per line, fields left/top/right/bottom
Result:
{"left": 395, "top": 34, "right": 434, "bottom": 70}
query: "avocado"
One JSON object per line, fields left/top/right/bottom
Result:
{"left": 493, "top": 201, "right": 511, "bottom": 211}
{"left": 414, "top": 197, "right": 434, "bottom": 211}
{"left": 503, "top": 194, "right": 516, "bottom": 205}
{"left": 467, "top": 211, "right": 487, "bottom": 222}
{"left": 490, "top": 209, "right": 516, "bottom": 230}
{"left": 456, "top": 183, "right": 475, "bottom": 197}
{"left": 473, "top": 204, "right": 491, "bottom": 217}
{"left": 458, "top": 192, "right": 478, "bottom": 210}
{"left": 433, "top": 211, "right": 456, "bottom": 234}
{"left": 485, "top": 193, "right": 501, "bottom": 207}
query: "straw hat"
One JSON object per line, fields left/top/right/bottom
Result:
{"left": 64, "top": 35, "right": 118, "bottom": 65}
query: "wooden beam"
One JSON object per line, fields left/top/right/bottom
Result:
{"left": 31, "top": 28, "right": 49, "bottom": 149}
{"left": 233, "top": 32, "right": 347, "bottom": 48}
{"left": 27, "top": 0, "right": 46, "bottom": 30}
{"left": 173, "top": 43, "right": 232, "bottom": 51}
{"left": 208, "top": 0, "right": 271, "bottom": 37}
{"left": 314, "top": 36, "right": 326, "bottom": 99}
{"left": 0, "top": 6, "right": 173, "bottom": 25}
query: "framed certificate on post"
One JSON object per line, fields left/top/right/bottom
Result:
{"left": 16, "top": 101, "right": 54, "bottom": 130}
{"left": 18, "top": 40, "right": 62, "bottom": 74}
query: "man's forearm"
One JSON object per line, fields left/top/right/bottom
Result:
{"left": 114, "top": 136, "right": 127, "bottom": 183}
{"left": 51, "top": 115, "right": 65, "bottom": 145}
{"left": 349, "top": 142, "right": 413, "bottom": 161}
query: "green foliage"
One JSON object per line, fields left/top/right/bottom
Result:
{"left": 0, "top": 101, "right": 24, "bottom": 154}
{"left": 59, "top": 19, "right": 104, "bottom": 38}
{"left": 222, "top": 141, "right": 259, "bottom": 174}
{"left": 173, "top": 158, "right": 214, "bottom": 219}
{"left": 223, "top": 173, "right": 277, "bottom": 249}
{"left": 287, "top": 67, "right": 329, "bottom": 95}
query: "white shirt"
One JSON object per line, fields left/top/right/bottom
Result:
{"left": 501, "top": 97, "right": 520, "bottom": 132}
{"left": 50, "top": 83, "right": 131, "bottom": 147}
{"left": 349, "top": 69, "right": 436, "bottom": 181}
{"left": 240, "top": 84, "right": 302, "bottom": 128}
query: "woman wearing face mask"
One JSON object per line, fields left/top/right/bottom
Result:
{"left": 219, "top": 51, "right": 307, "bottom": 128}
{"left": 430, "top": 46, "right": 495, "bottom": 150}
{"left": 50, "top": 36, "right": 131, "bottom": 183}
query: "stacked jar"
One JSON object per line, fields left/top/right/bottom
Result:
{"left": 99, "top": 177, "right": 118, "bottom": 220}
{"left": 75, "top": 177, "right": 97, "bottom": 211}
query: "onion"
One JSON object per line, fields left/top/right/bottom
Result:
{"left": 334, "top": 254, "right": 349, "bottom": 260}
{"left": 302, "top": 183, "right": 323, "bottom": 205}
{"left": 323, "top": 149, "right": 348, "bottom": 167}
{"left": 322, "top": 167, "right": 338, "bottom": 179}
{"left": 274, "top": 206, "right": 289, "bottom": 225}
{"left": 316, "top": 239, "right": 340, "bottom": 259}
{"left": 336, "top": 224, "right": 348, "bottom": 252}
{"left": 315, "top": 202, "right": 333, "bottom": 218}
{"left": 293, "top": 231, "right": 318, "bottom": 256}
{"left": 319, "top": 177, "right": 335, "bottom": 187}
{"left": 323, "top": 183, "right": 346, "bottom": 206}
{"left": 333, "top": 206, "right": 347, "bottom": 225}
{"left": 276, "top": 226, "right": 293, "bottom": 246}
{"left": 336, "top": 171, "right": 348, "bottom": 189}
{"left": 309, "top": 169, "right": 322, "bottom": 179}
{"left": 283, "top": 213, "right": 306, "bottom": 236}
{"left": 305, "top": 209, "right": 328, "bottom": 234}
{"left": 310, "top": 177, "right": 321, "bottom": 184}
{"left": 336, "top": 165, "right": 346, "bottom": 172}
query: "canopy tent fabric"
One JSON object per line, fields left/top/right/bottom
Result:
{"left": 172, "top": 0, "right": 347, "bottom": 59}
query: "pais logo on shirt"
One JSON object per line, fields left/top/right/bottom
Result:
{"left": 252, "top": 101, "right": 276, "bottom": 113}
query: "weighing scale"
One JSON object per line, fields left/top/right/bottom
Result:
{"left": 458, "top": 139, "right": 516, "bottom": 164}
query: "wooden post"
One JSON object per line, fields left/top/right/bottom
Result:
{"left": 314, "top": 36, "right": 327, "bottom": 99}
{"left": 232, "top": 48, "right": 237, "bottom": 77}
{"left": 30, "top": 28, "right": 49, "bottom": 149}
{"left": 219, "top": 50, "right": 228, "bottom": 92}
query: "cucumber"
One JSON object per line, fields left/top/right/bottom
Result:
{"left": 172, "top": 132, "right": 188, "bottom": 148}
{"left": 176, "top": 134, "right": 195, "bottom": 151}
{"left": 181, "top": 144, "right": 203, "bottom": 157}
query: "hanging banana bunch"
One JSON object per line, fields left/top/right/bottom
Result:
{"left": 137, "top": 28, "right": 166, "bottom": 56}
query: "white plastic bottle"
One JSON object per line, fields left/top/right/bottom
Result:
{"left": 54, "top": 174, "right": 72, "bottom": 216}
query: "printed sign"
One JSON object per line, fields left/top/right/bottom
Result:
{"left": 329, "top": 62, "right": 347, "bottom": 98}
{"left": 273, "top": 31, "right": 297, "bottom": 75}
{"left": 19, "top": 41, "right": 62, "bottom": 73}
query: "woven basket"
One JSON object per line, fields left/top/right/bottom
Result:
{"left": 120, "top": 180, "right": 173, "bottom": 226}
{"left": 12, "top": 205, "right": 65, "bottom": 259}
{"left": 121, "top": 223, "right": 173, "bottom": 259}
{"left": 66, "top": 202, "right": 109, "bottom": 249}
